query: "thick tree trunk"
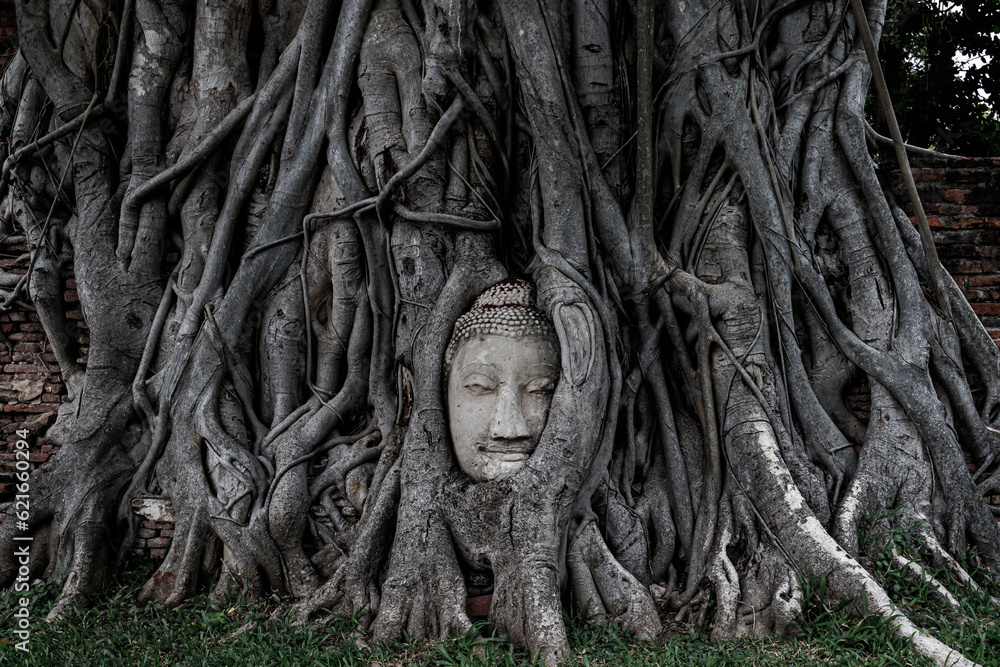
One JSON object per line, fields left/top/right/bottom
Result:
{"left": 2, "top": 1, "right": 999, "bottom": 664}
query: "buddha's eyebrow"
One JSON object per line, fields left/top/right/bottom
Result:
{"left": 460, "top": 363, "right": 500, "bottom": 376}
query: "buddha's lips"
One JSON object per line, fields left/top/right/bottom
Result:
{"left": 479, "top": 441, "right": 534, "bottom": 457}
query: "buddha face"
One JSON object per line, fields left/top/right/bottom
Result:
{"left": 447, "top": 333, "right": 559, "bottom": 481}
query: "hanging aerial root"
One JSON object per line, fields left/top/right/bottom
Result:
{"left": 893, "top": 552, "right": 963, "bottom": 615}
{"left": 567, "top": 521, "right": 662, "bottom": 637}
{"left": 294, "top": 458, "right": 401, "bottom": 628}
{"left": 121, "top": 91, "right": 262, "bottom": 218}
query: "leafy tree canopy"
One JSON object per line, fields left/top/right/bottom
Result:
{"left": 878, "top": 0, "right": 1000, "bottom": 155}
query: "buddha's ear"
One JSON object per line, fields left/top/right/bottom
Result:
{"left": 552, "top": 302, "right": 597, "bottom": 387}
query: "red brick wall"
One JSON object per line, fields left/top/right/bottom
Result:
{"left": 0, "top": 244, "right": 90, "bottom": 448}
{"left": 844, "top": 159, "right": 1000, "bottom": 425}
{"left": 135, "top": 521, "right": 175, "bottom": 560}
{"left": 0, "top": 1, "right": 15, "bottom": 73}
{"left": 892, "top": 157, "right": 1000, "bottom": 344}
{"left": 1, "top": 238, "right": 86, "bottom": 497}
{"left": 886, "top": 157, "right": 1000, "bottom": 513}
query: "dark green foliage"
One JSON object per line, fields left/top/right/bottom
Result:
{"left": 854, "top": 506, "right": 1000, "bottom": 667}
{"left": 3, "top": 554, "right": 993, "bottom": 666}
{"left": 796, "top": 569, "right": 919, "bottom": 666}
{"left": 877, "top": 0, "right": 1000, "bottom": 155}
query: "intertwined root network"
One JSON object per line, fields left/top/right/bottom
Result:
{"left": 0, "top": 1, "right": 997, "bottom": 665}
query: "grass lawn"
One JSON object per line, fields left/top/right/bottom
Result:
{"left": 0, "top": 559, "right": 975, "bottom": 667}
{"left": 3, "top": 515, "right": 999, "bottom": 667}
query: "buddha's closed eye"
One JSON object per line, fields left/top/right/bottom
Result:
{"left": 462, "top": 374, "right": 498, "bottom": 394}
{"left": 526, "top": 377, "right": 556, "bottom": 394}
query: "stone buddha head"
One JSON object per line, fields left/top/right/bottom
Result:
{"left": 445, "top": 279, "right": 560, "bottom": 481}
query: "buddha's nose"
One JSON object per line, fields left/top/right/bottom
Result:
{"left": 490, "top": 386, "right": 532, "bottom": 441}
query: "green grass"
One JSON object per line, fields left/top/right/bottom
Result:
{"left": 1, "top": 533, "right": 996, "bottom": 667}
{"left": 851, "top": 507, "right": 1000, "bottom": 667}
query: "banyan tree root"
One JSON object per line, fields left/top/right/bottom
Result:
{"left": 1, "top": 0, "right": 999, "bottom": 665}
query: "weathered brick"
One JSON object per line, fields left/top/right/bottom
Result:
{"left": 3, "top": 404, "right": 57, "bottom": 413}
{"left": 968, "top": 275, "right": 1000, "bottom": 288}
{"left": 466, "top": 595, "right": 492, "bottom": 617}
{"left": 3, "top": 364, "right": 42, "bottom": 374}
{"left": 973, "top": 303, "right": 1000, "bottom": 316}
{"left": 9, "top": 333, "right": 44, "bottom": 342}
{"left": 948, "top": 217, "right": 987, "bottom": 229}
{"left": 950, "top": 259, "right": 1000, "bottom": 274}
